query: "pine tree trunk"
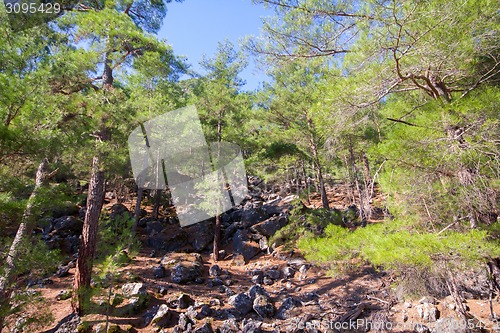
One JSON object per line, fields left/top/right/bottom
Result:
{"left": 152, "top": 190, "right": 162, "bottom": 219}
{"left": 310, "top": 137, "right": 329, "bottom": 209}
{"left": 72, "top": 155, "right": 105, "bottom": 315}
{"left": 0, "top": 159, "right": 48, "bottom": 331}
{"left": 213, "top": 116, "right": 223, "bottom": 262}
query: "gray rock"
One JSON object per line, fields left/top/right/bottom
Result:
{"left": 263, "top": 276, "right": 274, "bottom": 285}
{"left": 209, "top": 264, "right": 222, "bottom": 277}
{"left": 151, "top": 304, "right": 171, "bottom": 327}
{"left": 121, "top": 282, "right": 147, "bottom": 297}
{"left": 166, "top": 253, "right": 204, "bottom": 284}
{"left": 241, "top": 318, "right": 262, "bottom": 333}
{"left": 178, "top": 313, "right": 194, "bottom": 332}
{"left": 109, "top": 203, "right": 131, "bottom": 221}
{"left": 228, "top": 293, "right": 253, "bottom": 315}
{"left": 247, "top": 285, "right": 269, "bottom": 302}
{"left": 194, "top": 323, "right": 213, "bottom": 333}
{"left": 146, "top": 220, "right": 164, "bottom": 234}
{"left": 253, "top": 294, "right": 275, "bottom": 318}
{"left": 53, "top": 314, "right": 80, "bottom": 333}
{"left": 276, "top": 296, "right": 302, "bottom": 320}
{"left": 233, "top": 230, "right": 261, "bottom": 262}
{"left": 154, "top": 265, "right": 165, "bottom": 278}
{"left": 219, "top": 319, "right": 239, "bottom": 333}
{"left": 185, "top": 220, "right": 214, "bottom": 251}
{"left": 250, "top": 216, "right": 288, "bottom": 237}
{"left": 265, "top": 269, "right": 281, "bottom": 280}
{"left": 414, "top": 323, "right": 430, "bottom": 333}
{"left": 53, "top": 216, "right": 83, "bottom": 234}
{"left": 415, "top": 303, "right": 439, "bottom": 322}
{"left": 178, "top": 293, "right": 194, "bottom": 309}
{"left": 283, "top": 266, "right": 295, "bottom": 279}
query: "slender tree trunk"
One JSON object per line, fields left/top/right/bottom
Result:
{"left": 213, "top": 117, "right": 223, "bottom": 262}
{"left": 349, "top": 142, "right": 366, "bottom": 223}
{"left": 0, "top": 159, "right": 48, "bottom": 331}
{"left": 310, "top": 136, "right": 329, "bottom": 209}
{"left": 152, "top": 190, "right": 162, "bottom": 219}
{"left": 72, "top": 50, "right": 112, "bottom": 315}
{"left": 72, "top": 155, "right": 106, "bottom": 315}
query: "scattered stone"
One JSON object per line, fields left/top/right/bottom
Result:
{"left": 263, "top": 276, "right": 274, "bottom": 285}
{"left": 165, "top": 253, "right": 204, "bottom": 284}
{"left": 282, "top": 266, "right": 295, "bottom": 279}
{"left": 276, "top": 296, "right": 302, "bottom": 320}
{"left": 56, "top": 290, "right": 72, "bottom": 301}
{"left": 253, "top": 294, "right": 275, "bottom": 318}
{"left": 228, "top": 293, "right": 253, "bottom": 315}
{"left": 418, "top": 296, "right": 437, "bottom": 305}
{"left": 413, "top": 323, "right": 430, "bottom": 333}
{"left": 233, "top": 230, "right": 261, "bottom": 262}
{"left": 251, "top": 274, "right": 263, "bottom": 284}
{"left": 193, "top": 322, "right": 213, "bottom": 333}
{"left": 178, "top": 293, "right": 195, "bottom": 309}
{"left": 241, "top": 318, "right": 262, "bottom": 333}
{"left": 404, "top": 301, "right": 412, "bottom": 308}
{"left": 209, "top": 264, "right": 222, "bottom": 278}
{"left": 55, "top": 265, "right": 70, "bottom": 278}
{"left": 146, "top": 220, "right": 164, "bottom": 235}
{"left": 151, "top": 305, "right": 172, "bottom": 327}
{"left": 121, "top": 283, "right": 147, "bottom": 297}
{"left": 154, "top": 265, "right": 165, "bottom": 278}
{"left": 219, "top": 319, "right": 239, "bottom": 333}
{"left": 208, "top": 277, "right": 224, "bottom": 287}
{"left": 54, "top": 314, "right": 80, "bottom": 333}
{"left": 415, "top": 303, "right": 439, "bottom": 322}
{"left": 265, "top": 268, "right": 281, "bottom": 280}
{"left": 248, "top": 285, "right": 269, "bottom": 302}
{"left": 250, "top": 215, "right": 288, "bottom": 237}
{"left": 185, "top": 220, "right": 214, "bottom": 251}
{"left": 178, "top": 313, "right": 194, "bottom": 332}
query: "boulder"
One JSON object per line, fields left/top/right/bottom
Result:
{"left": 247, "top": 285, "right": 269, "bottom": 302}
{"left": 109, "top": 203, "right": 131, "bottom": 221}
{"left": 121, "top": 283, "right": 147, "bottom": 297}
{"left": 193, "top": 323, "right": 213, "bottom": 333}
{"left": 178, "top": 293, "right": 195, "bottom": 309}
{"left": 162, "top": 253, "right": 204, "bottom": 284}
{"left": 241, "top": 319, "right": 262, "bottom": 333}
{"left": 233, "top": 230, "right": 261, "bottom": 263}
{"left": 253, "top": 294, "right": 275, "bottom": 318}
{"left": 228, "top": 293, "right": 253, "bottom": 315}
{"left": 151, "top": 304, "right": 171, "bottom": 327}
{"left": 184, "top": 220, "right": 214, "bottom": 251}
{"left": 276, "top": 296, "right": 302, "bottom": 320}
{"left": 415, "top": 303, "right": 439, "bottom": 322}
{"left": 209, "top": 264, "right": 222, "bottom": 278}
{"left": 53, "top": 216, "right": 83, "bottom": 234}
{"left": 250, "top": 216, "right": 288, "bottom": 237}
{"left": 146, "top": 220, "right": 164, "bottom": 235}
{"left": 219, "top": 319, "right": 239, "bottom": 333}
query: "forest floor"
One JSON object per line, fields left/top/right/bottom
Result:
{"left": 23, "top": 186, "right": 500, "bottom": 333}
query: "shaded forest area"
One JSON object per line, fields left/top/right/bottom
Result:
{"left": 0, "top": 0, "right": 499, "bottom": 332}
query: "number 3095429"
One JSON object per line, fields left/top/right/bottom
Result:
{"left": 5, "top": 1, "right": 61, "bottom": 14}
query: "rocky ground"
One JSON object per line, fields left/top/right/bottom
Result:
{"left": 7, "top": 178, "right": 500, "bottom": 333}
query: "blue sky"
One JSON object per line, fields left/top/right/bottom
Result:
{"left": 158, "top": 0, "right": 272, "bottom": 91}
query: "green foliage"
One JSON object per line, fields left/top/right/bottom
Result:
{"left": 298, "top": 220, "right": 500, "bottom": 272}
{"left": 270, "top": 199, "right": 343, "bottom": 249}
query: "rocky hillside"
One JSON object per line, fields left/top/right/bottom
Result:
{"left": 8, "top": 178, "right": 500, "bottom": 333}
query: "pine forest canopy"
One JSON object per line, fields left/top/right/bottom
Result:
{"left": 0, "top": 0, "right": 499, "bottom": 331}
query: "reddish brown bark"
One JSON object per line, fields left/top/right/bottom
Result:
{"left": 72, "top": 155, "right": 105, "bottom": 315}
